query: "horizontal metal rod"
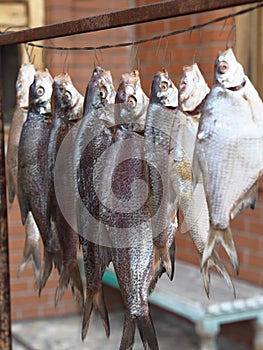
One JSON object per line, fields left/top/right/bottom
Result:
{"left": 0, "top": 0, "right": 261, "bottom": 46}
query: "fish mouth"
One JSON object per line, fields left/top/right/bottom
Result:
{"left": 226, "top": 78, "right": 246, "bottom": 92}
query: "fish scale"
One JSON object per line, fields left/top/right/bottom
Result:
{"left": 194, "top": 48, "right": 263, "bottom": 275}
{"left": 145, "top": 70, "right": 178, "bottom": 282}
{"left": 172, "top": 63, "right": 234, "bottom": 296}
{"left": 74, "top": 66, "right": 116, "bottom": 341}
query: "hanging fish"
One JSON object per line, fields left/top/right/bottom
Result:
{"left": 74, "top": 66, "right": 116, "bottom": 340}
{"left": 48, "top": 72, "right": 84, "bottom": 306}
{"left": 17, "top": 69, "right": 62, "bottom": 294}
{"left": 145, "top": 69, "right": 178, "bottom": 281}
{"left": 171, "top": 63, "right": 234, "bottom": 296}
{"left": 106, "top": 70, "right": 158, "bottom": 350}
{"left": 6, "top": 63, "right": 42, "bottom": 284}
{"left": 193, "top": 48, "right": 263, "bottom": 275}
{"left": 7, "top": 63, "right": 36, "bottom": 205}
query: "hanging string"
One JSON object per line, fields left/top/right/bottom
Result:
{"left": 3, "top": 3, "right": 258, "bottom": 52}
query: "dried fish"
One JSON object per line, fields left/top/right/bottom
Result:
{"left": 17, "top": 69, "right": 62, "bottom": 293}
{"left": 193, "top": 49, "right": 263, "bottom": 274}
{"left": 74, "top": 66, "right": 116, "bottom": 340}
{"left": 171, "top": 63, "right": 234, "bottom": 295}
{"left": 145, "top": 69, "right": 178, "bottom": 281}
{"left": 48, "top": 72, "right": 84, "bottom": 306}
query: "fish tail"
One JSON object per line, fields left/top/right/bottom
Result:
{"left": 154, "top": 246, "right": 173, "bottom": 280}
{"left": 202, "top": 227, "right": 239, "bottom": 274}
{"left": 39, "top": 250, "right": 62, "bottom": 295}
{"left": 55, "top": 261, "right": 84, "bottom": 307}
{"left": 18, "top": 212, "right": 41, "bottom": 287}
{"left": 119, "top": 313, "right": 159, "bottom": 350}
{"left": 137, "top": 314, "right": 159, "bottom": 350}
{"left": 17, "top": 243, "right": 41, "bottom": 287}
{"left": 119, "top": 314, "right": 136, "bottom": 350}
{"left": 201, "top": 250, "right": 236, "bottom": 298}
{"left": 82, "top": 289, "right": 110, "bottom": 341}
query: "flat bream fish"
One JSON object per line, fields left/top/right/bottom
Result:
{"left": 74, "top": 66, "right": 116, "bottom": 340}
{"left": 105, "top": 70, "right": 159, "bottom": 349}
{"left": 171, "top": 63, "right": 234, "bottom": 295}
{"left": 6, "top": 63, "right": 42, "bottom": 284}
{"left": 145, "top": 69, "right": 178, "bottom": 281}
{"left": 193, "top": 48, "right": 263, "bottom": 274}
{"left": 17, "top": 69, "right": 62, "bottom": 294}
{"left": 48, "top": 72, "right": 84, "bottom": 306}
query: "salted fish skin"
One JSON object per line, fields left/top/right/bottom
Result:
{"left": 145, "top": 69, "right": 178, "bottom": 280}
{"left": 171, "top": 63, "right": 234, "bottom": 296}
{"left": 194, "top": 48, "right": 263, "bottom": 272}
{"left": 48, "top": 72, "right": 84, "bottom": 307}
{"left": 74, "top": 66, "right": 116, "bottom": 340}
{"left": 7, "top": 63, "right": 36, "bottom": 205}
{"left": 109, "top": 70, "right": 159, "bottom": 349}
{"left": 17, "top": 69, "right": 62, "bottom": 292}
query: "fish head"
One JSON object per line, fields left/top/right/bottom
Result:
{"left": 16, "top": 63, "right": 36, "bottom": 109}
{"left": 178, "top": 63, "right": 210, "bottom": 112}
{"left": 214, "top": 48, "right": 245, "bottom": 88}
{"left": 150, "top": 69, "right": 178, "bottom": 108}
{"left": 52, "top": 72, "right": 84, "bottom": 121}
{"left": 29, "top": 69, "right": 53, "bottom": 114}
{"left": 115, "top": 70, "right": 149, "bottom": 131}
{"left": 83, "top": 66, "right": 115, "bottom": 126}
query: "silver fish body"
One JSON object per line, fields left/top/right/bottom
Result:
{"left": 74, "top": 66, "right": 116, "bottom": 340}
{"left": 171, "top": 63, "right": 234, "bottom": 295}
{"left": 6, "top": 63, "right": 42, "bottom": 283}
{"left": 107, "top": 70, "right": 158, "bottom": 350}
{"left": 193, "top": 49, "right": 263, "bottom": 274}
{"left": 7, "top": 63, "right": 36, "bottom": 205}
{"left": 48, "top": 72, "right": 84, "bottom": 306}
{"left": 145, "top": 69, "right": 178, "bottom": 280}
{"left": 17, "top": 69, "right": 62, "bottom": 293}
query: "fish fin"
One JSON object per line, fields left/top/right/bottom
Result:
{"left": 82, "top": 289, "right": 110, "bottom": 341}
{"left": 201, "top": 250, "right": 236, "bottom": 298}
{"left": 231, "top": 181, "right": 258, "bottom": 219}
{"left": 154, "top": 245, "right": 174, "bottom": 281}
{"left": 17, "top": 212, "right": 41, "bottom": 287}
{"left": 17, "top": 241, "right": 41, "bottom": 286}
{"left": 202, "top": 227, "right": 239, "bottom": 274}
{"left": 119, "top": 314, "right": 136, "bottom": 350}
{"left": 137, "top": 314, "right": 159, "bottom": 350}
{"left": 55, "top": 261, "right": 84, "bottom": 307}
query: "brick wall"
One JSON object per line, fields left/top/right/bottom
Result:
{"left": 8, "top": 1, "right": 263, "bottom": 322}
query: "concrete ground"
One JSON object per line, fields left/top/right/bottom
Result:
{"left": 12, "top": 305, "right": 252, "bottom": 350}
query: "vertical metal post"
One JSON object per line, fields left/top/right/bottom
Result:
{"left": 0, "top": 47, "right": 12, "bottom": 350}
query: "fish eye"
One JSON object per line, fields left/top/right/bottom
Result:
{"left": 127, "top": 95, "right": 137, "bottom": 108}
{"left": 65, "top": 91, "right": 72, "bottom": 101}
{"left": 179, "top": 82, "right": 187, "bottom": 93}
{"left": 218, "top": 61, "right": 229, "bottom": 74}
{"left": 16, "top": 81, "right": 22, "bottom": 90}
{"left": 99, "top": 86, "right": 107, "bottom": 100}
{"left": 161, "top": 81, "right": 168, "bottom": 91}
{"left": 36, "top": 86, "right": 45, "bottom": 96}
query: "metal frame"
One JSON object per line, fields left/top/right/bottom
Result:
{"left": 0, "top": 1, "right": 262, "bottom": 349}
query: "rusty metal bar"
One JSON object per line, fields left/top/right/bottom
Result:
{"left": 0, "top": 0, "right": 261, "bottom": 46}
{"left": 0, "top": 47, "right": 12, "bottom": 350}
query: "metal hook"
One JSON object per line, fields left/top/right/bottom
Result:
{"left": 130, "top": 43, "right": 138, "bottom": 70}
{"left": 94, "top": 47, "right": 100, "bottom": 67}
{"left": 63, "top": 50, "right": 69, "bottom": 72}
{"left": 226, "top": 17, "right": 236, "bottom": 49}
{"left": 155, "top": 35, "right": 163, "bottom": 57}
{"left": 161, "top": 38, "right": 169, "bottom": 68}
